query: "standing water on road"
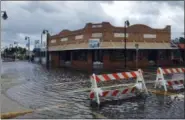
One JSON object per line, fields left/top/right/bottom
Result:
{"left": 2, "top": 61, "right": 184, "bottom": 119}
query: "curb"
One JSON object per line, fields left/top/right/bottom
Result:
{"left": 1, "top": 110, "right": 33, "bottom": 119}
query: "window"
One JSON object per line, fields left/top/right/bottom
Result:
{"left": 75, "top": 35, "right": 83, "bottom": 40}
{"left": 143, "top": 34, "right": 156, "bottom": 38}
{"left": 92, "top": 33, "right": 102, "bottom": 38}
{"left": 110, "top": 50, "right": 125, "bottom": 61}
{"left": 114, "top": 33, "right": 128, "bottom": 38}
{"left": 51, "top": 39, "right": 56, "bottom": 43}
{"left": 61, "top": 37, "right": 68, "bottom": 41}
{"left": 73, "top": 50, "right": 87, "bottom": 61}
{"left": 92, "top": 24, "right": 102, "bottom": 28}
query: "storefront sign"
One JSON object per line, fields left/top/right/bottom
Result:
{"left": 89, "top": 39, "right": 100, "bottom": 48}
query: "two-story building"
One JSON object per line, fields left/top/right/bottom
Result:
{"left": 47, "top": 22, "right": 179, "bottom": 72}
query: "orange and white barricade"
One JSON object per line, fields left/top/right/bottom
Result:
{"left": 154, "top": 67, "right": 185, "bottom": 91}
{"left": 89, "top": 69, "right": 148, "bottom": 105}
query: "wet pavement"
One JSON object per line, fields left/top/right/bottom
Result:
{"left": 2, "top": 61, "right": 185, "bottom": 119}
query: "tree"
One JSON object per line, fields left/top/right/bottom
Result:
{"left": 179, "top": 37, "right": 185, "bottom": 43}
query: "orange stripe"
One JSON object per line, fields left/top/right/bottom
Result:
{"left": 122, "top": 88, "right": 129, "bottom": 94}
{"left": 102, "top": 74, "right": 110, "bottom": 81}
{"left": 112, "top": 90, "right": 119, "bottom": 96}
{"left": 167, "top": 81, "right": 172, "bottom": 86}
{"left": 163, "top": 69, "right": 168, "bottom": 74}
{"left": 90, "top": 92, "right": 94, "bottom": 99}
{"left": 176, "top": 68, "right": 180, "bottom": 73}
{"left": 112, "top": 73, "right": 121, "bottom": 80}
{"left": 130, "top": 72, "right": 137, "bottom": 78}
{"left": 131, "top": 87, "right": 135, "bottom": 93}
{"left": 169, "top": 69, "right": 173, "bottom": 73}
{"left": 95, "top": 76, "right": 101, "bottom": 82}
{"left": 102, "top": 91, "right": 109, "bottom": 97}
{"left": 122, "top": 72, "right": 129, "bottom": 79}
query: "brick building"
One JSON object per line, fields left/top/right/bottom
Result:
{"left": 47, "top": 22, "right": 181, "bottom": 72}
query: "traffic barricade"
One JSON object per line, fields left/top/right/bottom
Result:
{"left": 89, "top": 69, "right": 149, "bottom": 105}
{"left": 154, "top": 67, "right": 185, "bottom": 91}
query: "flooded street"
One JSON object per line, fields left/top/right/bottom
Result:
{"left": 2, "top": 61, "right": 184, "bottom": 119}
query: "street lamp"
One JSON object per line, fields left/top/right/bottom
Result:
{"left": 135, "top": 43, "right": 139, "bottom": 69}
{"left": 25, "top": 36, "right": 30, "bottom": 62}
{"left": 0, "top": 11, "right": 8, "bottom": 79}
{"left": 1, "top": 11, "right": 8, "bottom": 20}
{"left": 124, "top": 20, "right": 130, "bottom": 68}
{"left": 42, "top": 29, "right": 49, "bottom": 69}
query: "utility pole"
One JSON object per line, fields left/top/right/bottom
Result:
{"left": 124, "top": 20, "right": 130, "bottom": 68}
{"left": 25, "top": 36, "right": 30, "bottom": 62}
{"left": 42, "top": 30, "right": 49, "bottom": 69}
{"left": 135, "top": 43, "right": 139, "bottom": 69}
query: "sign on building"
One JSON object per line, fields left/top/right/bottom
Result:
{"left": 89, "top": 39, "right": 100, "bottom": 48}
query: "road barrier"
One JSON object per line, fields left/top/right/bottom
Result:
{"left": 89, "top": 69, "right": 148, "bottom": 105}
{"left": 154, "top": 67, "right": 185, "bottom": 91}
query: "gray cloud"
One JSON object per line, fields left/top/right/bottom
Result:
{"left": 1, "top": 1, "right": 184, "bottom": 50}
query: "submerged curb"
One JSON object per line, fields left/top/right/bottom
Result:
{"left": 1, "top": 110, "right": 33, "bottom": 119}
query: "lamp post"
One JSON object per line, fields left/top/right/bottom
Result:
{"left": 135, "top": 43, "right": 139, "bottom": 69}
{"left": 42, "top": 29, "right": 49, "bottom": 69}
{"left": 25, "top": 36, "right": 30, "bottom": 62}
{"left": 0, "top": 11, "right": 8, "bottom": 79}
{"left": 124, "top": 20, "right": 130, "bottom": 68}
{"left": 40, "top": 32, "right": 43, "bottom": 63}
{"left": 14, "top": 42, "right": 18, "bottom": 60}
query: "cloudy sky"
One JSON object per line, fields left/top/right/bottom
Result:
{"left": 1, "top": 1, "right": 184, "bottom": 50}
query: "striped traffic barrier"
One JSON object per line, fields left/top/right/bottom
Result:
{"left": 89, "top": 69, "right": 149, "bottom": 105}
{"left": 154, "top": 67, "right": 185, "bottom": 91}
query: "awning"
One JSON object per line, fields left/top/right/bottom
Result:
{"left": 49, "top": 42, "right": 178, "bottom": 51}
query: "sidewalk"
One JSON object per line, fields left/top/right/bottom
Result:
{"left": 1, "top": 77, "right": 32, "bottom": 118}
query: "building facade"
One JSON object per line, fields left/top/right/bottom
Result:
{"left": 47, "top": 22, "right": 182, "bottom": 72}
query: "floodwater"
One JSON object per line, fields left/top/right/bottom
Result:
{"left": 2, "top": 61, "right": 184, "bottom": 119}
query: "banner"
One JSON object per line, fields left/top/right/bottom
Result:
{"left": 88, "top": 39, "right": 100, "bottom": 48}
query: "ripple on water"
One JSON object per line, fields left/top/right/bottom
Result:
{"left": 3, "top": 62, "right": 184, "bottom": 119}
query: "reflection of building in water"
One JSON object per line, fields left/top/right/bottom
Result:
{"left": 46, "top": 22, "right": 182, "bottom": 72}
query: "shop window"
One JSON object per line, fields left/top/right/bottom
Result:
{"left": 73, "top": 50, "right": 87, "bottom": 61}
{"left": 110, "top": 50, "right": 125, "bottom": 61}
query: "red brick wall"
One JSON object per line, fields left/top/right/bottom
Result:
{"left": 50, "top": 52, "right": 59, "bottom": 68}
{"left": 49, "top": 22, "right": 171, "bottom": 47}
{"left": 71, "top": 52, "right": 92, "bottom": 71}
